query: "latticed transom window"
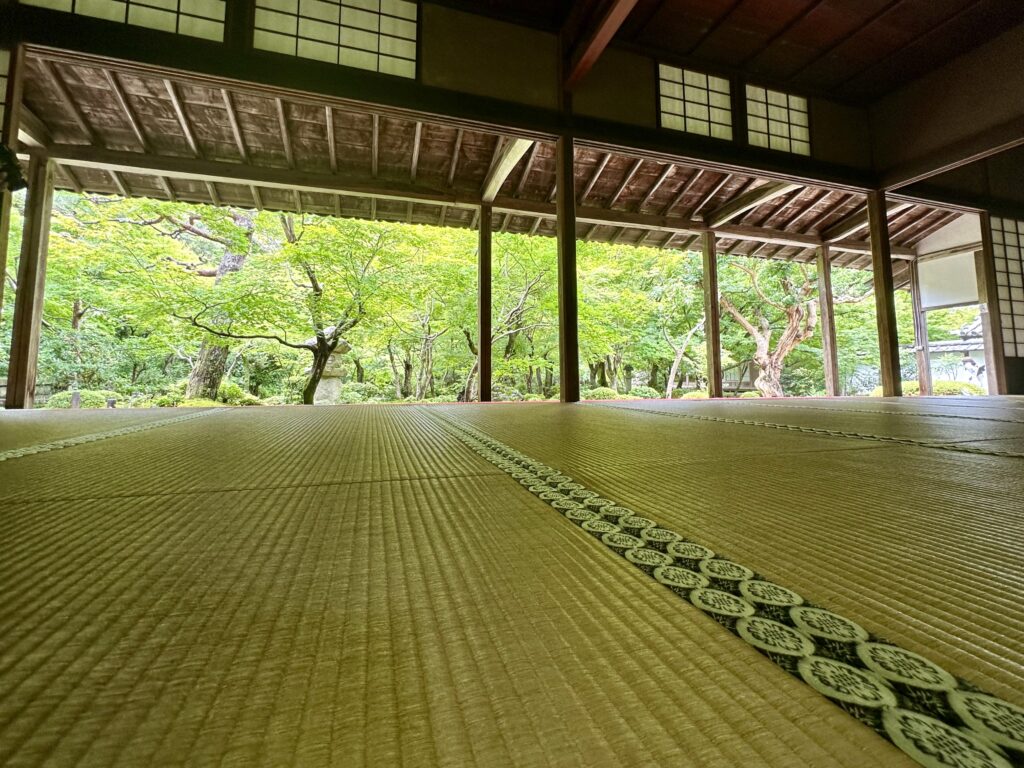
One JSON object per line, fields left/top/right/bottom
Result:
{"left": 746, "top": 85, "right": 810, "bottom": 156}
{"left": 19, "top": 0, "right": 225, "bottom": 40}
{"left": 658, "top": 64, "right": 732, "bottom": 140}
{"left": 991, "top": 217, "right": 1024, "bottom": 358}
{"left": 254, "top": 0, "right": 417, "bottom": 78}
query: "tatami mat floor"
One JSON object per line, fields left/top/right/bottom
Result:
{"left": 1, "top": 398, "right": 1022, "bottom": 767}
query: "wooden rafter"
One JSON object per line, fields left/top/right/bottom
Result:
{"left": 410, "top": 121, "right": 423, "bottom": 183}
{"left": 637, "top": 163, "right": 673, "bottom": 212}
{"left": 564, "top": 0, "right": 641, "bottom": 89}
{"left": 514, "top": 142, "right": 540, "bottom": 198}
{"left": 688, "top": 173, "right": 731, "bottom": 217}
{"left": 662, "top": 168, "right": 704, "bottom": 216}
{"left": 250, "top": 186, "right": 263, "bottom": 210}
{"left": 906, "top": 211, "right": 960, "bottom": 246}
{"left": 109, "top": 169, "right": 129, "bottom": 197}
{"left": 607, "top": 158, "right": 644, "bottom": 208}
{"left": 276, "top": 98, "right": 295, "bottom": 169}
{"left": 821, "top": 201, "right": 913, "bottom": 242}
{"left": 293, "top": 189, "right": 302, "bottom": 213}
{"left": 105, "top": 70, "right": 149, "bottom": 152}
{"left": 158, "top": 176, "right": 177, "bottom": 201}
{"left": 60, "top": 165, "right": 83, "bottom": 193}
{"left": 481, "top": 137, "right": 533, "bottom": 203}
{"left": 325, "top": 106, "right": 337, "bottom": 173}
{"left": 705, "top": 181, "right": 802, "bottom": 228}
{"left": 371, "top": 114, "right": 380, "bottom": 178}
{"left": 43, "top": 60, "right": 96, "bottom": 143}
{"left": 446, "top": 127, "right": 463, "bottom": 187}
{"left": 222, "top": 90, "right": 248, "bottom": 164}
{"left": 740, "top": 0, "right": 829, "bottom": 66}
{"left": 166, "top": 80, "right": 201, "bottom": 158}
{"left": 579, "top": 153, "right": 611, "bottom": 205}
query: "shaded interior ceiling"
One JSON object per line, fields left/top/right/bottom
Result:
{"left": 18, "top": 47, "right": 961, "bottom": 288}
{"left": 437, "top": 0, "right": 1024, "bottom": 103}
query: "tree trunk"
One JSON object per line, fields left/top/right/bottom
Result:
{"left": 186, "top": 249, "right": 248, "bottom": 399}
{"left": 353, "top": 358, "right": 364, "bottom": 383}
{"left": 753, "top": 358, "right": 785, "bottom": 398}
{"left": 649, "top": 362, "right": 659, "bottom": 392}
{"left": 623, "top": 364, "right": 633, "bottom": 393}
{"left": 666, "top": 347, "right": 686, "bottom": 399}
{"left": 302, "top": 349, "right": 332, "bottom": 405}
{"left": 596, "top": 361, "right": 608, "bottom": 388}
{"left": 187, "top": 344, "right": 230, "bottom": 401}
{"left": 588, "top": 363, "right": 599, "bottom": 389}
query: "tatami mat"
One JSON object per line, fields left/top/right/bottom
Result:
{"left": 2, "top": 398, "right": 1021, "bottom": 767}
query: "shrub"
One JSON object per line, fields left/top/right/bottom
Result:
{"left": 522, "top": 393, "right": 546, "bottom": 401}
{"left": 337, "top": 389, "right": 367, "bottom": 404}
{"left": 493, "top": 385, "right": 524, "bottom": 402}
{"left": 680, "top": 390, "right": 709, "bottom": 400}
{"left": 739, "top": 390, "right": 762, "bottom": 398}
{"left": 340, "top": 381, "right": 382, "bottom": 399}
{"left": 869, "top": 380, "right": 983, "bottom": 397}
{"left": 179, "top": 398, "right": 222, "bottom": 408}
{"left": 583, "top": 387, "right": 620, "bottom": 400}
{"left": 46, "top": 389, "right": 121, "bottom": 409}
{"left": 626, "top": 386, "right": 661, "bottom": 399}
{"left": 153, "top": 392, "right": 183, "bottom": 407}
{"left": 217, "top": 381, "right": 247, "bottom": 404}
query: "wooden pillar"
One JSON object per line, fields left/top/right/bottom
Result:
{"left": 556, "top": 136, "right": 580, "bottom": 403}
{"left": 816, "top": 244, "right": 841, "bottom": 396}
{"left": 975, "top": 212, "right": 1007, "bottom": 394}
{"left": 867, "top": 190, "right": 902, "bottom": 397}
{"left": 477, "top": 204, "right": 492, "bottom": 402}
{"left": 1, "top": 46, "right": 25, "bottom": 320}
{"left": 5, "top": 153, "right": 55, "bottom": 409}
{"left": 908, "top": 260, "right": 932, "bottom": 396}
{"left": 702, "top": 230, "right": 723, "bottom": 398}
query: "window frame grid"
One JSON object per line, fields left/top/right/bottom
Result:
{"left": 253, "top": 0, "right": 418, "bottom": 79}
{"left": 991, "top": 216, "right": 1024, "bottom": 358}
{"left": 745, "top": 83, "right": 810, "bottom": 157}
{"left": 657, "top": 63, "right": 733, "bottom": 141}
{"left": 19, "top": 0, "right": 226, "bottom": 40}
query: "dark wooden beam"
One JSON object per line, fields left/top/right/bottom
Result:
{"left": 607, "top": 158, "right": 643, "bottom": 208}
{"left": 637, "top": 163, "right": 673, "bottom": 212}
{"left": 166, "top": 80, "right": 201, "bottom": 158}
{"left": 975, "top": 215, "right": 1008, "bottom": 395}
{"left": 481, "top": 137, "right": 533, "bottom": 203}
{"left": 821, "top": 201, "right": 914, "bottom": 242}
{"left": 705, "top": 181, "right": 802, "bottom": 228}
{"left": 222, "top": 90, "right": 248, "bottom": 163}
{"left": 556, "top": 136, "right": 580, "bottom": 403}
{"left": 109, "top": 169, "right": 129, "bottom": 197}
{"left": 5, "top": 155, "right": 54, "bottom": 409}
{"left": 294, "top": 189, "right": 303, "bottom": 214}
{"left": 446, "top": 127, "right": 463, "bottom": 187}
{"left": 16, "top": 106, "right": 50, "bottom": 149}
{"left": 371, "top": 114, "right": 380, "bottom": 178}
{"left": 702, "top": 230, "right": 722, "bottom": 398}
{"left": 514, "top": 142, "right": 540, "bottom": 198}
{"left": 42, "top": 60, "right": 96, "bottom": 143}
{"left": 816, "top": 245, "right": 840, "bottom": 397}
{"left": 740, "top": 0, "right": 829, "bottom": 66}
{"left": 908, "top": 259, "right": 932, "bottom": 396}
{"left": 564, "top": 0, "right": 640, "bottom": 90}
{"left": 662, "top": 169, "right": 704, "bottom": 215}
{"left": 579, "top": 152, "right": 610, "bottom": 205}
{"left": 410, "top": 121, "right": 423, "bottom": 183}
{"left": 250, "top": 185, "right": 263, "bottom": 210}
{"left": 104, "top": 70, "right": 149, "bottom": 152}
{"left": 867, "top": 190, "right": 902, "bottom": 397}
{"left": 325, "top": 106, "right": 337, "bottom": 173}
{"left": 0, "top": 46, "right": 26, "bottom": 318}
{"left": 478, "top": 204, "right": 492, "bottom": 402}
{"left": 203, "top": 180, "right": 221, "bottom": 207}
{"left": 276, "top": 98, "right": 295, "bottom": 169}
{"left": 688, "top": 173, "right": 731, "bottom": 218}
{"left": 61, "top": 165, "right": 83, "bottom": 194}
{"left": 158, "top": 176, "right": 177, "bottom": 201}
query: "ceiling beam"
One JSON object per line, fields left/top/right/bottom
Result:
{"left": 564, "top": 0, "right": 641, "bottom": 90}
{"left": 222, "top": 90, "right": 248, "bottom": 163}
{"left": 42, "top": 60, "right": 96, "bottom": 143}
{"left": 276, "top": 98, "right": 295, "bottom": 169}
{"left": 514, "top": 142, "right": 540, "bottom": 198}
{"left": 662, "top": 168, "right": 704, "bottom": 215}
{"left": 205, "top": 181, "right": 221, "bottom": 206}
{"left": 608, "top": 158, "right": 644, "bottom": 208}
{"left": 104, "top": 70, "right": 149, "bottom": 153}
{"left": 820, "top": 200, "right": 914, "bottom": 241}
{"left": 371, "top": 114, "right": 380, "bottom": 178}
{"left": 447, "top": 128, "right": 463, "bottom": 187}
{"left": 688, "top": 173, "right": 731, "bottom": 217}
{"left": 637, "top": 163, "right": 674, "bottom": 212}
{"left": 704, "top": 181, "right": 802, "bottom": 228}
{"left": 166, "top": 80, "right": 201, "bottom": 158}
{"left": 17, "top": 106, "right": 52, "bottom": 149}
{"left": 325, "top": 106, "right": 337, "bottom": 173}
{"left": 481, "top": 137, "right": 534, "bottom": 203}
{"left": 410, "top": 121, "right": 423, "bottom": 183}
{"left": 579, "top": 152, "right": 611, "bottom": 204}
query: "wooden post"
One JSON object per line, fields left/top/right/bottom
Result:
{"left": 816, "top": 244, "right": 841, "bottom": 396}
{"left": 477, "top": 204, "right": 492, "bottom": 402}
{"left": 5, "top": 153, "right": 55, "bottom": 409}
{"left": 867, "top": 190, "right": 902, "bottom": 397}
{"left": 556, "top": 136, "right": 580, "bottom": 403}
{"left": 702, "top": 230, "right": 723, "bottom": 398}
{"left": 1, "top": 46, "right": 26, "bottom": 321}
{"left": 908, "top": 259, "right": 932, "bottom": 395}
{"left": 975, "top": 212, "right": 1007, "bottom": 394}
